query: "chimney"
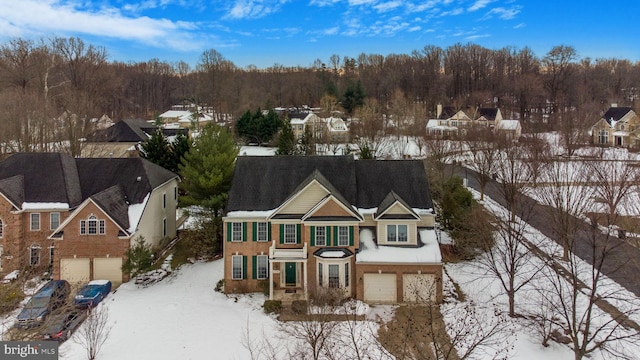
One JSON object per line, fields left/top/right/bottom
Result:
{"left": 611, "top": 103, "right": 618, "bottom": 108}
{"left": 436, "top": 104, "right": 442, "bottom": 118}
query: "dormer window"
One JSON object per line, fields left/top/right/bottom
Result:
{"left": 80, "top": 215, "right": 106, "bottom": 235}
{"left": 387, "top": 224, "right": 408, "bottom": 242}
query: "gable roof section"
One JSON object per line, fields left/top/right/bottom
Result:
{"left": 355, "top": 160, "right": 433, "bottom": 210}
{"left": 477, "top": 108, "right": 498, "bottom": 121}
{"left": 374, "top": 191, "right": 419, "bottom": 220}
{"left": 227, "top": 156, "right": 433, "bottom": 213}
{"left": 0, "top": 153, "right": 82, "bottom": 207}
{"left": 87, "top": 119, "right": 151, "bottom": 142}
{"left": 0, "top": 175, "right": 24, "bottom": 209}
{"left": 227, "top": 156, "right": 357, "bottom": 212}
{"left": 90, "top": 185, "right": 130, "bottom": 232}
{"left": 603, "top": 107, "right": 633, "bottom": 125}
{"left": 76, "top": 157, "right": 177, "bottom": 205}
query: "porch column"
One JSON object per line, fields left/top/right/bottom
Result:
{"left": 303, "top": 259, "right": 308, "bottom": 300}
{"left": 269, "top": 260, "right": 274, "bottom": 300}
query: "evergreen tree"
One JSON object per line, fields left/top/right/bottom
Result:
{"left": 342, "top": 80, "right": 365, "bottom": 115}
{"left": 276, "top": 119, "right": 297, "bottom": 155}
{"left": 140, "top": 129, "right": 172, "bottom": 170}
{"left": 235, "top": 108, "right": 281, "bottom": 144}
{"left": 168, "top": 130, "right": 190, "bottom": 174}
{"left": 179, "top": 124, "right": 239, "bottom": 213}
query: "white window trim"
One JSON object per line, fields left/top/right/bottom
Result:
{"left": 387, "top": 224, "right": 408, "bottom": 242}
{"left": 317, "top": 259, "right": 351, "bottom": 295}
{"left": 30, "top": 213, "right": 40, "bottom": 231}
{"left": 284, "top": 224, "right": 297, "bottom": 244}
{"left": 256, "top": 222, "right": 268, "bottom": 242}
{"left": 29, "top": 245, "right": 41, "bottom": 266}
{"left": 337, "top": 226, "right": 349, "bottom": 246}
{"left": 50, "top": 212, "right": 60, "bottom": 230}
{"left": 232, "top": 255, "right": 243, "bottom": 280}
{"left": 256, "top": 255, "right": 268, "bottom": 280}
{"left": 231, "top": 222, "right": 243, "bottom": 242}
{"left": 315, "top": 226, "right": 326, "bottom": 246}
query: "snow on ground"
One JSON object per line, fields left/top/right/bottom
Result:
{"left": 446, "top": 188, "right": 640, "bottom": 360}
{"left": 57, "top": 260, "right": 386, "bottom": 360}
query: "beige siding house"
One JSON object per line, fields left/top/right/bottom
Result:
{"left": 590, "top": 106, "right": 640, "bottom": 148}
{"left": 223, "top": 156, "right": 442, "bottom": 304}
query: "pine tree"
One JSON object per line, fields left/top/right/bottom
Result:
{"left": 276, "top": 119, "right": 296, "bottom": 155}
{"left": 141, "top": 129, "right": 172, "bottom": 170}
{"left": 179, "top": 124, "right": 238, "bottom": 213}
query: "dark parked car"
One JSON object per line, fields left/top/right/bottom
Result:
{"left": 74, "top": 280, "right": 112, "bottom": 308}
{"left": 41, "top": 310, "right": 87, "bottom": 341}
{"left": 15, "top": 280, "right": 71, "bottom": 328}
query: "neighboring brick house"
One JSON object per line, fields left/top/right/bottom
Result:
{"left": 223, "top": 156, "right": 443, "bottom": 304}
{"left": 590, "top": 106, "right": 640, "bottom": 148}
{"left": 0, "top": 153, "right": 179, "bottom": 285}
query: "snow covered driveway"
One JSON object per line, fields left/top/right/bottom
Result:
{"left": 61, "top": 260, "right": 276, "bottom": 360}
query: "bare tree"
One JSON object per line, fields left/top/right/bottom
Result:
{"left": 74, "top": 306, "right": 112, "bottom": 360}
{"left": 464, "top": 126, "right": 499, "bottom": 201}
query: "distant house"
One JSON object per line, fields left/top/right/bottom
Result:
{"left": 0, "top": 153, "right": 179, "bottom": 284}
{"left": 590, "top": 106, "right": 640, "bottom": 148}
{"left": 83, "top": 119, "right": 187, "bottom": 158}
{"left": 426, "top": 105, "right": 521, "bottom": 140}
{"left": 223, "top": 156, "right": 443, "bottom": 304}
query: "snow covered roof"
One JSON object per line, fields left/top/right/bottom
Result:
{"left": 356, "top": 228, "right": 442, "bottom": 264}
{"left": 88, "top": 279, "right": 111, "bottom": 285}
{"left": 497, "top": 119, "right": 520, "bottom": 131}
{"left": 22, "top": 202, "right": 70, "bottom": 210}
{"left": 127, "top": 193, "right": 150, "bottom": 233}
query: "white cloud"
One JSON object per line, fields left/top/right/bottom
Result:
{"left": 348, "top": 0, "right": 377, "bottom": 5}
{"left": 514, "top": 22, "right": 525, "bottom": 29}
{"left": 466, "top": 34, "right": 490, "bottom": 40}
{"left": 485, "top": 6, "right": 520, "bottom": 20}
{"left": 226, "top": 0, "right": 289, "bottom": 19}
{"left": 309, "top": 0, "right": 340, "bottom": 6}
{"left": 468, "top": 0, "right": 494, "bottom": 12}
{"left": 0, "top": 0, "right": 204, "bottom": 50}
{"left": 323, "top": 26, "right": 340, "bottom": 35}
{"left": 441, "top": 7, "right": 464, "bottom": 16}
{"left": 374, "top": 1, "right": 402, "bottom": 12}
{"left": 408, "top": 26, "right": 421, "bottom": 32}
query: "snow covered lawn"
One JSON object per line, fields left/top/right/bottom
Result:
{"left": 60, "top": 260, "right": 276, "bottom": 359}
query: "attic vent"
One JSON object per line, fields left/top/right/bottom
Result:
{"left": 136, "top": 176, "right": 142, "bottom": 182}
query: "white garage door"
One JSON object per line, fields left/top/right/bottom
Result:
{"left": 60, "top": 258, "right": 90, "bottom": 284}
{"left": 403, "top": 274, "right": 436, "bottom": 303}
{"left": 363, "top": 273, "right": 397, "bottom": 303}
{"left": 93, "top": 258, "right": 123, "bottom": 284}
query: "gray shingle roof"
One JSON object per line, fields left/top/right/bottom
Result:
{"left": 0, "top": 153, "right": 178, "bottom": 224}
{"left": 227, "top": 156, "right": 433, "bottom": 213}
{"left": 86, "top": 119, "right": 187, "bottom": 143}
{"left": 0, "top": 153, "right": 82, "bottom": 206}
{"left": 603, "top": 107, "right": 633, "bottom": 125}
{"left": 90, "top": 185, "right": 130, "bottom": 231}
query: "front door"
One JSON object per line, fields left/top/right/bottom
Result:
{"left": 285, "top": 262, "right": 297, "bottom": 286}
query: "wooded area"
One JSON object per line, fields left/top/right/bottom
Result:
{"left": 1, "top": 37, "right": 639, "bottom": 156}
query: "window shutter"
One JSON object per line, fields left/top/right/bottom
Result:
{"left": 279, "top": 224, "right": 284, "bottom": 244}
{"left": 310, "top": 226, "right": 315, "bottom": 246}
{"left": 242, "top": 222, "right": 247, "bottom": 242}
{"left": 242, "top": 256, "right": 248, "bottom": 279}
{"left": 296, "top": 224, "right": 302, "bottom": 244}
{"left": 268, "top": 222, "right": 272, "bottom": 241}
{"left": 349, "top": 226, "right": 354, "bottom": 246}
{"left": 252, "top": 256, "right": 257, "bottom": 279}
{"left": 333, "top": 226, "right": 338, "bottom": 246}
{"left": 252, "top": 222, "right": 257, "bottom": 242}
{"left": 326, "top": 226, "right": 331, "bottom": 244}
{"left": 226, "top": 222, "right": 231, "bottom": 242}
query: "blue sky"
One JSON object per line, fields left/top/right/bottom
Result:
{"left": 0, "top": 0, "right": 638, "bottom": 69}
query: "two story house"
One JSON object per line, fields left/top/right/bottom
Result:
{"left": 590, "top": 106, "right": 640, "bottom": 148}
{"left": 223, "top": 156, "right": 442, "bottom": 304}
{"left": 0, "top": 153, "right": 179, "bottom": 284}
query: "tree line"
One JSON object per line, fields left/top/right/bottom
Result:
{"left": 1, "top": 37, "right": 639, "bottom": 156}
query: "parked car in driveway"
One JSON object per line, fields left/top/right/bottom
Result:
{"left": 41, "top": 309, "right": 87, "bottom": 341}
{"left": 74, "top": 280, "right": 112, "bottom": 308}
{"left": 15, "top": 280, "right": 71, "bottom": 328}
